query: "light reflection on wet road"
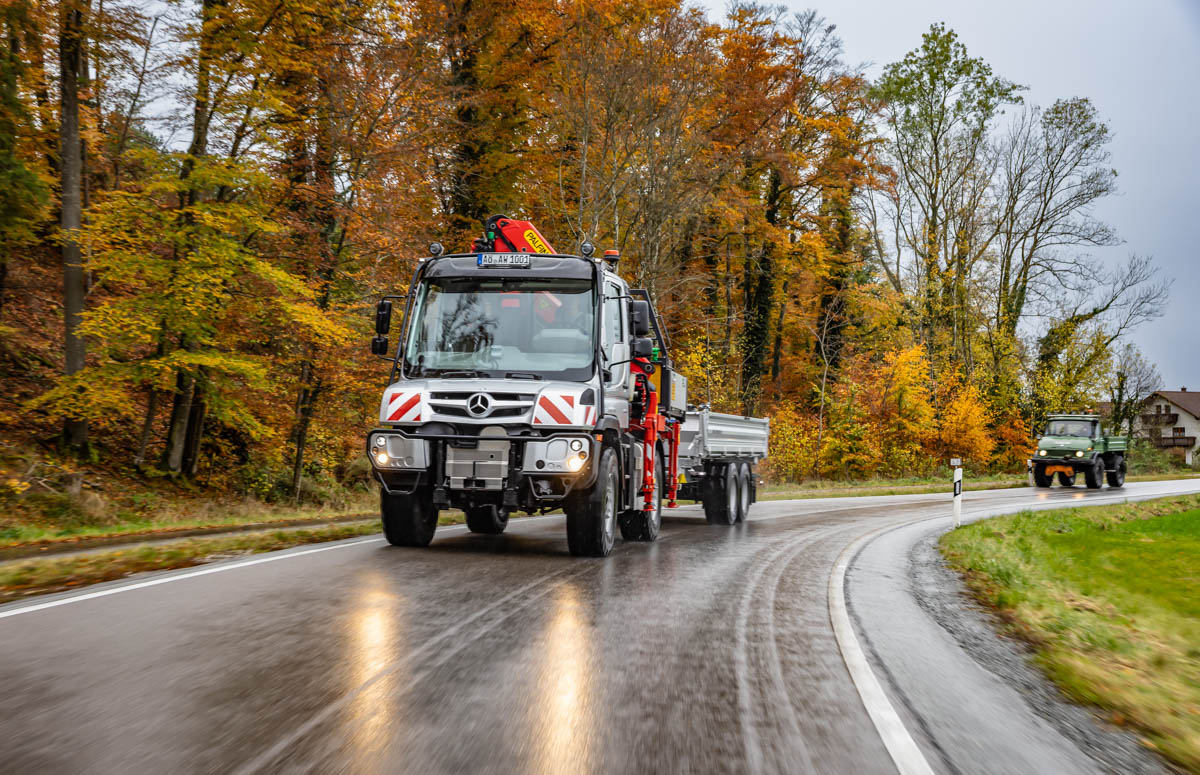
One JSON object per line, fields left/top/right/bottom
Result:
{"left": 1, "top": 480, "right": 1197, "bottom": 774}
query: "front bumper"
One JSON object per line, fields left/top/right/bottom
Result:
{"left": 366, "top": 428, "right": 598, "bottom": 506}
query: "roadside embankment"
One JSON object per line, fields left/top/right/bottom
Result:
{"left": 940, "top": 494, "right": 1200, "bottom": 771}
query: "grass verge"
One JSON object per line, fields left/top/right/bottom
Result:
{"left": 940, "top": 494, "right": 1200, "bottom": 771}
{"left": 759, "top": 471, "right": 1199, "bottom": 501}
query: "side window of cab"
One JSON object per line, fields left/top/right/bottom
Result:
{"left": 603, "top": 282, "right": 625, "bottom": 383}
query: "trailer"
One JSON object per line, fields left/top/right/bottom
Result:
{"left": 365, "top": 215, "right": 770, "bottom": 556}
{"left": 677, "top": 408, "right": 770, "bottom": 524}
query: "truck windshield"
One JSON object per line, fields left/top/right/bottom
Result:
{"left": 1044, "top": 419, "right": 1095, "bottom": 437}
{"left": 403, "top": 277, "right": 595, "bottom": 380}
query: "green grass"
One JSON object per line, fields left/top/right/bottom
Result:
{"left": 940, "top": 494, "right": 1200, "bottom": 770}
{"left": 0, "top": 521, "right": 384, "bottom": 603}
{"left": 758, "top": 470, "right": 1200, "bottom": 501}
{"left": 0, "top": 491, "right": 378, "bottom": 549}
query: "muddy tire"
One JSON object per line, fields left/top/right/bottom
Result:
{"left": 565, "top": 446, "right": 618, "bottom": 557}
{"left": 381, "top": 489, "right": 438, "bottom": 547}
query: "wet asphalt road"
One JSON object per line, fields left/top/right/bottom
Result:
{"left": 2, "top": 480, "right": 1198, "bottom": 774}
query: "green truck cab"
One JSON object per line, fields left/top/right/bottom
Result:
{"left": 1031, "top": 414, "right": 1127, "bottom": 489}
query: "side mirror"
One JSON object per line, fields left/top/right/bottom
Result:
{"left": 629, "top": 300, "right": 651, "bottom": 337}
{"left": 370, "top": 335, "right": 389, "bottom": 356}
{"left": 375, "top": 299, "right": 393, "bottom": 335}
{"left": 631, "top": 336, "right": 653, "bottom": 359}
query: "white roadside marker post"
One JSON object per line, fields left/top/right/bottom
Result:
{"left": 951, "top": 458, "right": 963, "bottom": 527}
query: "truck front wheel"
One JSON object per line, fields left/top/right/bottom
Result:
{"left": 1084, "top": 457, "right": 1104, "bottom": 489}
{"left": 1056, "top": 471, "right": 1075, "bottom": 487}
{"left": 381, "top": 489, "right": 438, "bottom": 547}
{"left": 466, "top": 504, "right": 508, "bottom": 535}
{"left": 1033, "top": 463, "right": 1052, "bottom": 488}
{"left": 565, "top": 446, "right": 618, "bottom": 557}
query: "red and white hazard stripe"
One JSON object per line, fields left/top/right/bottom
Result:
{"left": 382, "top": 389, "right": 423, "bottom": 423}
{"left": 533, "top": 392, "right": 596, "bottom": 427}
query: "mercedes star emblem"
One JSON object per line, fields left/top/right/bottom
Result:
{"left": 467, "top": 393, "right": 492, "bottom": 417}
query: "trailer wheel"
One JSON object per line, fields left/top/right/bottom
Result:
{"left": 704, "top": 464, "right": 738, "bottom": 525}
{"left": 1106, "top": 455, "right": 1126, "bottom": 488}
{"left": 1056, "top": 471, "right": 1075, "bottom": 487}
{"left": 1032, "top": 463, "right": 1052, "bottom": 488}
{"left": 565, "top": 446, "right": 618, "bottom": 557}
{"left": 620, "top": 458, "right": 662, "bottom": 541}
{"left": 1084, "top": 457, "right": 1104, "bottom": 489}
{"left": 381, "top": 489, "right": 438, "bottom": 547}
{"left": 736, "top": 462, "right": 751, "bottom": 522}
{"left": 465, "top": 504, "right": 508, "bottom": 534}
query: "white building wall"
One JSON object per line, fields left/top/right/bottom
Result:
{"left": 1135, "top": 396, "right": 1200, "bottom": 465}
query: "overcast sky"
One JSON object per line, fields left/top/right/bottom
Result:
{"left": 746, "top": 0, "right": 1199, "bottom": 391}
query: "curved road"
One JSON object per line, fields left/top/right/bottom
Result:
{"left": 2, "top": 479, "right": 1198, "bottom": 774}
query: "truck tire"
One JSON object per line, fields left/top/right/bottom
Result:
{"left": 381, "top": 489, "right": 438, "bottom": 547}
{"left": 1033, "top": 463, "right": 1052, "bottom": 488}
{"left": 1056, "top": 471, "right": 1075, "bottom": 487}
{"left": 1084, "top": 457, "right": 1104, "bottom": 489}
{"left": 565, "top": 446, "right": 618, "bottom": 557}
{"left": 465, "top": 504, "right": 508, "bottom": 534}
{"left": 736, "top": 462, "right": 751, "bottom": 522}
{"left": 619, "top": 458, "right": 662, "bottom": 541}
{"left": 704, "top": 463, "right": 738, "bottom": 525}
{"left": 1106, "top": 455, "right": 1126, "bottom": 488}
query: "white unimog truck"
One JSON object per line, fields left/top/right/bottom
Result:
{"left": 366, "top": 216, "right": 769, "bottom": 556}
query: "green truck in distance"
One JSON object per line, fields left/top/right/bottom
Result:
{"left": 1032, "top": 414, "right": 1127, "bottom": 489}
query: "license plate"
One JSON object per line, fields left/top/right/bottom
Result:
{"left": 477, "top": 253, "right": 530, "bottom": 267}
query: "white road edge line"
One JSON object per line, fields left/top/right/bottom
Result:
{"left": 829, "top": 521, "right": 937, "bottom": 775}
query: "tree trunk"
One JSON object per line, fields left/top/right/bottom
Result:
{"left": 161, "top": 367, "right": 195, "bottom": 473}
{"left": 133, "top": 390, "right": 159, "bottom": 468}
{"left": 58, "top": 0, "right": 88, "bottom": 451}
{"left": 181, "top": 376, "right": 207, "bottom": 477}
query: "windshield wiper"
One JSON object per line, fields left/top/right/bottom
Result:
{"left": 505, "top": 372, "right": 545, "bottom": 380}
{"left": 432, "top": 369, "right": 489, "bottom": 378}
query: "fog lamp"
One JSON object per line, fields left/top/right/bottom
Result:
{"left": 373, "top": 436, "right": 385, "bottom": 448}
{"left": 569, "top": 439, "right": 584, "bottom": 452}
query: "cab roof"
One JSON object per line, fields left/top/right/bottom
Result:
{"left": 421, "top": 253, "right": 598, "bottom": 281}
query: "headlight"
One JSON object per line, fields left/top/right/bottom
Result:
{"left": 1075, "top": 450, "right": 1084, "bottom": 458}
{"left": 566, "top": 455, "right": 585, "bottom": 472}
{"left": 1038, "top": 449, "right": 1046, "bottom": 457}
{"left": 374, "top": 451, "right": 389, "bottom": 465}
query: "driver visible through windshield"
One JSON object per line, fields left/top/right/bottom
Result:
{"left": 404, "top": 277, "right": 595, "bottom": 380}
{"left": 1044, "top": 419, "right": 1095, "bottom": 437}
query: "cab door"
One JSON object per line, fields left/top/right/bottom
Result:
{"left": 602, "top": 278, "right": 630, "bottom": 427}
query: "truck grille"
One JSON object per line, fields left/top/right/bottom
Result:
{"left": 427, "top": 392, "right": 536, "bottom": 421}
